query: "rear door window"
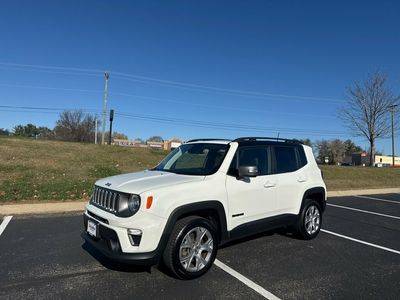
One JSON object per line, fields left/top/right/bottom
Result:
{"left": 273, "top": 146, "right": 299, "bottom": 174}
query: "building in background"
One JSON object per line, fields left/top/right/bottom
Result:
{"left": 350, "top": 152, "right": 370, "bottom": 166}
{"left": 113, "top": 139, "right": 146, "bottom": 147}
{"left": 113, "top": 138, "right": 182, "bottom": 151}
{"left": 163, "top": 139, "right": 182, "bottom": 151}
{"left": 147, "top": 141, "right": 164, "bottom": 149}
{"left": 374, "top": 155, "right": 400, "bottom": 167}
{"left": 341, "top": 152, "right": 400, "bottom": 167}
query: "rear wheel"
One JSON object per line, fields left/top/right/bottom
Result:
{"left": 295, "top": 200, "right": 322, "bottom": 240}
{"left": 162, "top": 216, "right": 218, "bottom": 279}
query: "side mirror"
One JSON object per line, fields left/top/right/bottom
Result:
{"left": 238, "top": 166, "right": 259, "bottom": 178}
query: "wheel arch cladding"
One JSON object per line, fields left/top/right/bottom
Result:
{"left": 301, "top": 187, "right": 326, "bottom": 212}
{"left": 162, "top": 201, "right": 228, "bottom": 248}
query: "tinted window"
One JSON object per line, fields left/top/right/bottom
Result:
{"left": 230, "top": 147, "right": 268, "bottom": 175}
{"left": 274, "top": 146, "right": 298, "bottom": 173}
{"left": 297, "top": 146, "right": 307, "bottom": 167}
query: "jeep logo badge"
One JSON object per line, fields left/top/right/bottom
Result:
{"left": 105, "top": 182, "right": 112, "bottom": 187}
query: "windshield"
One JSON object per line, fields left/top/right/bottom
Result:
{"left": 153, "top": 143, "right": 229, "bottom": 175}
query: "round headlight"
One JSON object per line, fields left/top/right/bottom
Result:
{"left": 128, "top": 195, "right": 141, "bottom": 214}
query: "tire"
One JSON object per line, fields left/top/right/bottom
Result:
{"left": 162, "top": 216, "right": 218, "bottom": 279}
{"left": 295, "top": 200, "right": 322, "bottom": 240}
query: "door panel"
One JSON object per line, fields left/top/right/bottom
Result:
{"left": 272, "top": 145, "right": 306, "bottom": 214}
{"left": 225, "top": 146, "right": 277, "bottom": 229}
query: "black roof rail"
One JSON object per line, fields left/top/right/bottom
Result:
{"left": 185, "top": 138, "right": 231, "bottom": 143}
{"left": 232, "top": 137, "right": 302, "bottom": 144}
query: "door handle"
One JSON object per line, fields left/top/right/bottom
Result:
{"left": 264, "top": 181, "right": 276, "bottom": 188}
{"left": 297, "top": 176, "right": 307, "bottom": 183}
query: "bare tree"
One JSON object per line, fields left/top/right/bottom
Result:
{"left": 339, "top": 72, "right": 399, "bottom": 166}
{"left": 315, "top": 140, "right": 331, "bottom": 163}
{"left": 329, "top": 139, "right": 346, "bottom": 164}
{"left": 54, "top": 110, "right": 98, "bottom": 142}
{"left": 147, "top": 136, "right": 164, "bottom": 143}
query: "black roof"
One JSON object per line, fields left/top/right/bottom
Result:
{"left": 186, "top": 137, "right": 302, "bottom": 145}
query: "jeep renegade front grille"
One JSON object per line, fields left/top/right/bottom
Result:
{"left": 91, "top": 186, "right": 119, "bottom": 213}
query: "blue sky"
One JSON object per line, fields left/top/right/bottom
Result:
{"left": 0, "top": 1, "right": 399, "bottom": 153}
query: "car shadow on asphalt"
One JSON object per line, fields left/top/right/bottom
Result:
{"left": 81, "top": 242, "right": 153, "bottom": 274}
{"left": 219, "top": 229, "right": 277, "bottom": 249}
{"left": 219, "top": 227, "right": 302, "bottom": 249}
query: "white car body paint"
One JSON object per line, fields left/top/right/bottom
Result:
{"left": 85, "top": 140, "right": 326, "bottom": 255}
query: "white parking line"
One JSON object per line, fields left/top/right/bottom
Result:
{"left": 0, "top": 216, "right": 13, "bottom": 236}
{"left": 327, "top": 203, "right": 400, "bottom": 220}
{"left": 321, "top": 229, "right": 400, "bottom": 255}
{"left": 353, "top": 195, "right": 400, "bottom": 204}
{"left": 214, "top": 259, "right": 280, "bottom": 300}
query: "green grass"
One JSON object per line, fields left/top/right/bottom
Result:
{"left": 0, "top": 137, "right": 166, "bottom": 202}
{"left": 320, "top": 164, "right": 400, "bottom": 191}
{"left": 0, "top": 137, "right": 399, "bottom": 203}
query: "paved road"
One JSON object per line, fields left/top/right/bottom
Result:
{"left": 1, "top": 194, "right": 400, "bottom": 299}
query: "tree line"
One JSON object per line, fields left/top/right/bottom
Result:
{"left": 0, "top": 110, "right": 126, "bottom": 143}
{"left": 0, "top": 110, "right": 169, "bottom": 144}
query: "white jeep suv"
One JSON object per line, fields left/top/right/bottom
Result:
{"left": 82, "top": 137, "right": 326, "bottom": 279}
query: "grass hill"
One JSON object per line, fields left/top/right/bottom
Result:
{"left": 0, "top": 137, "right": 166, "bottom": 202}
{"left": 0, "top": 137, "right": 399, "bottom": 202}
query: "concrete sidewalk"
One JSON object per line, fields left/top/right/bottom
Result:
{"left": 0, "top": 201, "right": 87, "bottom": 216}
{"left": 328, "top": 188, "right": 400, "bottom": 197}
{"left": 1, "top": 188, "right": 399, "bottom": 216}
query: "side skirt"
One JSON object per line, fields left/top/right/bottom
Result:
{"left": 222, "top": 214, "right": 298, "bottom": 244}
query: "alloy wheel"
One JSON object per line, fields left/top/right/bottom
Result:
{"left": 305, "top": 205, "right": 320, "bottom": 235}
{"left": 179, "top": 226, "right": 214, "bottom": 272}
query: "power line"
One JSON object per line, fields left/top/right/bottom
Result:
{"left": 112, "top": 71, "right": 345, "bottom": 104}
{"left": 115, "top": 112, "right": 346, "bottom": 135}
{"left": 0, "top": 62, "right": 103, "bottom": 74}
{"left": 0, "top": 82, "right": 336, "bottom": 119}
{"left": 111, "top": 91, "right": 337, "bottom": 118}
{"left": 0, "top": 105, "right": 346, "bottom": 136}
{"left": 0, "top": 109, "right": 61, "bottom": 115}
{"left": 0, "top": 65, "right": 103, "bottom": 78}
{"left": 0, "top": 83, "right": 103, "bottom": 94}
{"left": 0, "top": 61, "right": 346, "bottom": 104}
{"left": 0, "top": 105, "right": 100, "bottom": 113}
{"left": 116, "top": 113, "right": 345, "bottom": 137}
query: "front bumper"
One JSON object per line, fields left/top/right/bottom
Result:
{"left": 82, "top": 214, "right": 159, "bottom": 266}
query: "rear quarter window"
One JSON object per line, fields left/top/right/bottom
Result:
{"left": 296, "top": 145, "right": 308, "bottom": 168}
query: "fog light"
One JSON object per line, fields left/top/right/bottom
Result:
{"left": 127, "top": 228, "right": 142, "bottom": 246}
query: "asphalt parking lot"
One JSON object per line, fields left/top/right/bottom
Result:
{"left": 1, "top": 194, "right": 399, "bottom": 299}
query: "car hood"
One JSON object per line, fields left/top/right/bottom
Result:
{"left": 95, "top": 170, "right": 205, "bottom": 194}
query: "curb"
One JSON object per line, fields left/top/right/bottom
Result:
{"left": 0, "top": 201, "right": 87, "bottom": 216}
{"left": 327, "top": 188, "right": 400, "bottom": 197}
{"left": 1, "top": 188, "right": 399, "bottom": 215}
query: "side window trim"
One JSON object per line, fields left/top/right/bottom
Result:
{"left": 270, "top": 146, "right": 277, "bottom": 174}
{"left": 294, "top": 147, "right": 301, "bottom": 170}
{"left": 266, "top": 146, "right": 272, "bottom": 175}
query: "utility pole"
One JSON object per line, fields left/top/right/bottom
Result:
{"left": 389, "top": 104, "right": 398, "bottom": 167}
{"left": 94, "top": 117, "right": 98, "bottom": 144}
{"left": 101, "top": 72, "right": 110, "bottom": 145}
{"left": 109, "top": 109, "right": 114, "bottom": 145}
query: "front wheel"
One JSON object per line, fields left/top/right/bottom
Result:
{"left": 162, "top": 216, "right": 218, "bottom": 279}
{"left": 295, "top": 200, "right": 322, "bottom": 240}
